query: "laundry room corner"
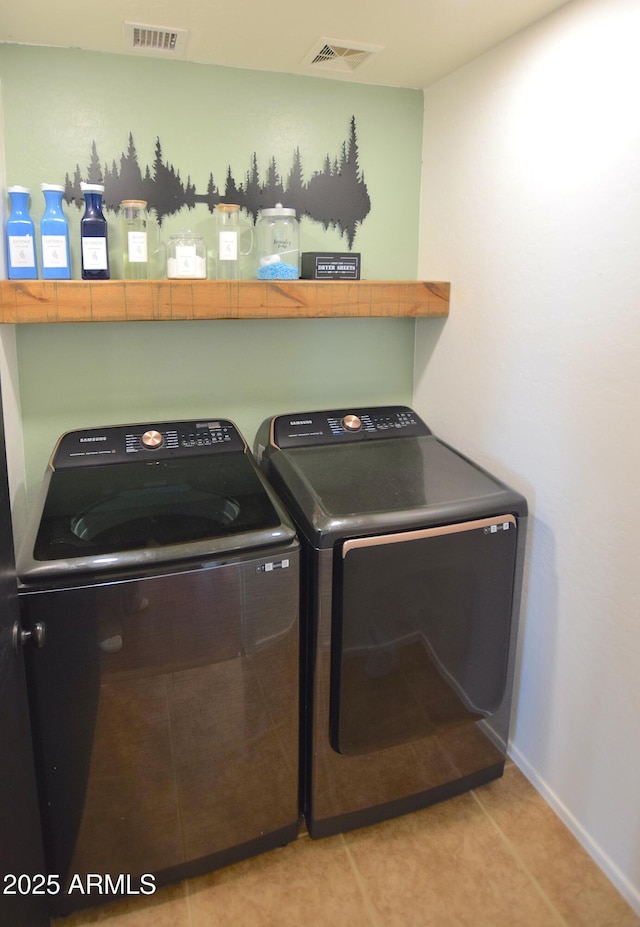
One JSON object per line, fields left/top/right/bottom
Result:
{"left": 4, "top": 2, "right": 638, "bottom": 923}
{"left": 414, "top": 0, "right": 640, "bottom": 913}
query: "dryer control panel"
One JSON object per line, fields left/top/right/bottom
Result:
{"left": 272, "top": 406, "right": 431, "bottom": 449}
{"left": 52, "top": 419, "right": 246, "bottom": 469}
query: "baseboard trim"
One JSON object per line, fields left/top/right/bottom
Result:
{"left": 508, "top": 743, "right": 640, "bottom": 916}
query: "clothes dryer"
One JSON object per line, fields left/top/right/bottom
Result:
{"left": 255, "top": 405, "right": 527, "bottom": 838}
{"left": 17, "top": 419, "right": 299, "bottom": 915}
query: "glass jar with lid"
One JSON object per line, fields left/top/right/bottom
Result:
{"left": 120, "top": 199, "right": 152, "bottom": 279}
{"left": 213, "top": 204, "right": 254, "bottom": 280}
{"left": 256, "top": 203, "right": 299, "bottom": 279}
{"left": 166, "top": 230, "right": 207, "bottom": 279}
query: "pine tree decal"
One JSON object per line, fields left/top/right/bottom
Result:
{"left": 224, "top": 165, "right": 241, "bottom": 203}
{"left": 115, "top": 133, "right": 146, "bottom": 204}
{"left": 87, "top": 141, "right": 103, "bottom": 183}
{"left": 205, "top": 173, "right": 219, "bottom": 213}
{"left": 64, "top": 116, "right": 372, "bottom": 244}
{"left": 285, "top": 147, "right": 305, "bottom": 217}
{"left": 151, "top": 138, "right": 186, "bottom": 223}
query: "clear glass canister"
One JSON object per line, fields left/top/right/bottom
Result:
{"left": 167, "top": 231, "right": 207, "bottom": 279}
{"left": 256, "top": 203, "right": 299, "bottom": 280}
{"left": 120, "top": 199, "right": 150, "bottom": 279}
{"left": 213, "top": 204, "right": 254, "bottom": 280}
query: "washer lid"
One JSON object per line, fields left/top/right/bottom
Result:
{"left": 18, "top": 438, "right": 295, "bottom": 580}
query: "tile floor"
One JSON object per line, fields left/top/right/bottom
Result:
{"left": 55, "top": 764, "right": 639, "bottom": 927}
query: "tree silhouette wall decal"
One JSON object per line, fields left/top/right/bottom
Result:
{"left": 64, "top": 117, "right": 370, "bottom": 248}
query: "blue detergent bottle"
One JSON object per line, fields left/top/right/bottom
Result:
{"left": 40, "top": 184, "right": 71, "bottom": 279}
{"left": 6, "top": 186, "right": 38, "bottom": 279}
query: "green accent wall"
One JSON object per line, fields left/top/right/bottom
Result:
{"left": 17, "top": 319, "right": 415, "bottom": 498}
{"left": 1, "top": 45, "right": 423, "bottom": 502}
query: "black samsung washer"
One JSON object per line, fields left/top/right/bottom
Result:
{"left": 255, "top": 405, "right": 527, "bottom": 838}
{"left": 18, "top": 419, "right": 300, "bottom": 915}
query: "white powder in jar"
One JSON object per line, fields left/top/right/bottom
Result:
{"left": 167, "top": 250, "right": 207, "bottom": 279}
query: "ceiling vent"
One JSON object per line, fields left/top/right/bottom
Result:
{"left": 123, "top": 22, "right": 188, "bottom": 58}
{"left": 303, "top": 38, "right": 383, "bottom": 74}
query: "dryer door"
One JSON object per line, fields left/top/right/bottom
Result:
{"left": 330, "top": 515, "right": 518, "bottom": 756}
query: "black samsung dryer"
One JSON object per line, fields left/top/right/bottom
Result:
{"left": 255, "top": 405, "right": 527, "bottom": 838}
{"left": 17, "top": 419, "right": 300, "bottom": 915}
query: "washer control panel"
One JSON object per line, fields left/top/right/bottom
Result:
{"left": 53, "top": 419, "right": 245, "bottom": 469}
{"left": 272, "top": 406, "right": 430, "bottom": 449}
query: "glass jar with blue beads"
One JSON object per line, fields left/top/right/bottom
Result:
{"left": 256, "top": 203, "right": 299, "bottom": 280}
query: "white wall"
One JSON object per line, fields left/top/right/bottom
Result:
{"left": 415, "top": 0, "right": 640, "bottom": 912}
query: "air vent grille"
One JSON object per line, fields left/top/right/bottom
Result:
{"left": 312, "top": 44, "right": 338, "bottom": 65}
{"left": 123, "top": 22, "right": 188, "bottom": 58}
{"left": 304, "top": 38, "right": 383, "bottom": 73}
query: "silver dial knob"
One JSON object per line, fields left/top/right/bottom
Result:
{"left": 342, "top": 414, "right": 362, "bottom": 432}
{"left": 141, "top": 429, "right": 163, "bottom": 449}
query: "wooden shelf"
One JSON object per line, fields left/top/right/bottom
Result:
{"left": 0, "top": 280, "right": 449, "bottom": 323}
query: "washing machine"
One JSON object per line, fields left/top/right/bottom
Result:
{"left": 17, "top": 418, "right": 300, "bottom": 916}
{"left": 254, "top": 405, "right": 527, "bottom": 839}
